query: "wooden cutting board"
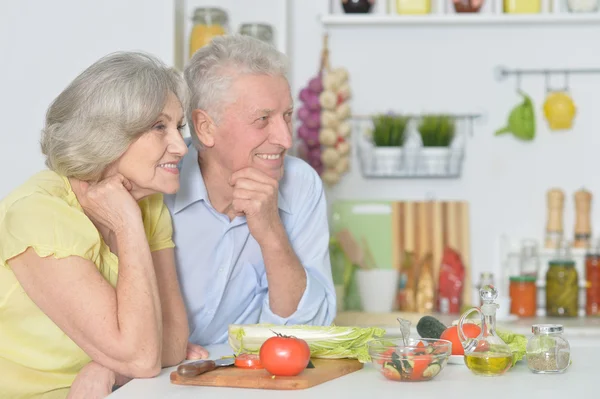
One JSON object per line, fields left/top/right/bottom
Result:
{"left": 170, "top": 358, "right": 363, "bottom": 390}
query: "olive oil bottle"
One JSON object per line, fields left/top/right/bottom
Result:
{"left": 458, "top": 285, "right": 514, "bottom": 377}
{"left": 464, "top": 352, "right": 513, "bottom": 376}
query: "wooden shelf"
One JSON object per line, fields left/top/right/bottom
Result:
{"left": 321, "top": 13, "right": 600, "bottom": 26}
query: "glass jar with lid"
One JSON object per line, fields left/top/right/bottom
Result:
{"left": 189, "top": 8, "right": 229, "bottom": 59}
{"left": 509, "top": 275, "right": 537, "bottom": 317}
{"left": 567, "top": 0, "right": 599, "bottom": 12}
{"left": 585, "top": 238, "right": 600, "bottom": 316}
{"left": 526, "top": 324, "right": 571, "bottom": 373}
{"left": 238, "top": 23, "right": 274, "bottom": 46}
{"left": 546, "top": 240, "right": 579, "bottom": 317}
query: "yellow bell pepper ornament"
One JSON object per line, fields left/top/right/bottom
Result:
{"left": 543, "top": 90, "right": 577, "bottom": 131}
{"left": 543, "top": 72, "right": 577, "bottom": 131}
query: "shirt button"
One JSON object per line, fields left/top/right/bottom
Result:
{"left": 218, "top": 267, "right": 224, "bottom": 273}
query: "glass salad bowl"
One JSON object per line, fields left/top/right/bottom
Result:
{"left": 367, "top": 338, "right": 452, "bottom": 382}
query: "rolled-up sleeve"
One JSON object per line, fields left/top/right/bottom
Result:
{"left": 258, "top": 164, "right": 336, "bottom": 326}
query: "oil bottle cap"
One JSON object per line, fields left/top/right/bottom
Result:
{"left": 532, "top": 324, "right": 563, "bottom": 334}
{"left": 479, "top": 284, "right": 499, "bottom": 316}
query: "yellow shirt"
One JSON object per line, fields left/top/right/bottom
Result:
{"left": 0, "top": 170, "right": 175, "bottom": 399}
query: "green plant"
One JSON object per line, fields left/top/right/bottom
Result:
{"left": 371, "top": 114, "right": 409, "bottom": 147}
{"left": 418, "top": 114, "right": 456, "bottom": 147}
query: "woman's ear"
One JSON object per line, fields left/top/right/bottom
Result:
{"left": 192, "top": 109, "right": 216, "bottom": 148}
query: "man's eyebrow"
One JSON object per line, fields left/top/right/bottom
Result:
{"left": 252, "top": 108, "right": 275, "bottom": 116}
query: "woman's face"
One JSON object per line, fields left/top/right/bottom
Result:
{"left": 109, "top": 92, "right": 188, "bottom": 198}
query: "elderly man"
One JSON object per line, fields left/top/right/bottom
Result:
{"left": 164, "top": 35, "right": 336, "bottom": 347}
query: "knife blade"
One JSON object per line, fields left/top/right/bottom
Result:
{"left": 176, "top": 358, "right": 235, "bottom": 377}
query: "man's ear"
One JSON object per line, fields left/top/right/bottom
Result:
{"left": 192, "top": 109, "right": 216, "bottom": 148}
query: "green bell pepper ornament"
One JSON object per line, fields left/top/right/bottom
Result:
{"left": 495, "top": 91, "right": 536, "bottom": 141}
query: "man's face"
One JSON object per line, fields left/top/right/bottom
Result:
{"left": 209, "top": 73, "right": 294, "bottom": 181}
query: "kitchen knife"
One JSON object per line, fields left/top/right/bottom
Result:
{"left": 176, "top": 358, "right": 235, "bottom": 377}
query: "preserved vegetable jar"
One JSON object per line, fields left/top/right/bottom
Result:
{"left": 189, "top": 8, "right": 229, "bottom": 59}
{"left": 546, "top": 241, "right": 579, "bottom": 317}
{"left": 526, "top": 324, "right": 571, "bottom": 374}
{"left": 586, "top": 239, "right": 600, "bottom": 316}
{"left": 509, "top": 276, "right": 537, "bottom": 317}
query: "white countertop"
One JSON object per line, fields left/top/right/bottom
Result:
{"left": 108, "top": 342, "right": 595, "bottom": 399}
{"left": 333, "top": 311, "right": 600, "bottom": 338}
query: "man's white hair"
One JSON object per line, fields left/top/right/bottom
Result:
{"left": 184, "top": 34, "right": 289, "bottom": 149}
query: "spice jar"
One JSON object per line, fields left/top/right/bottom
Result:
{"left": 396, "top": 0, "right": 431, "bottom": 14}
{"left": 504, "top": 0, "right": 541, "bottom": 13}
{"left": 510, "top": 276, "right": 537, "bottom": 317}
{"left": 453, "top": 0, "right": 484, "bottom": 13}
{"left": 546, "top": 241, "right": 579, "bottom": 317}
{"left": 189, "top": 8, "right": 229, "bottom": 58}
{"left": 567, "top": 0, "right": 599, "bottom": 12}
{"left": 585, "top": 238, "right": 600, "bottom": 316}
{"left": 526, "top": 324, "right": 571, "bottom": 374}
{"left": 239, "top": 23, "right": 274, "bottom": 46}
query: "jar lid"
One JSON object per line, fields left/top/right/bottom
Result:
{"left": 510, "top": 275, "right": 536, "bottom": 282}
{"left": 532, "top": 324, "right": 563, "bottom": 334}
{"left": 548, "top": 260, "right": 575, "bottom": 267}
{"left": 192, "top": 7, "right": 228, "bottom": 23}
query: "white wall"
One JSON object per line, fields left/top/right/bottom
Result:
{"left": 3, "top": 0, "right": 600, "bottom": 300}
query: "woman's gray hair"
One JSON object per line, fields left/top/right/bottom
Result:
{"left": 41, "top": 51, "right": 188, "bottom": 181}
{"left": 184, "top": 34, "right": 289, "bottom": 149}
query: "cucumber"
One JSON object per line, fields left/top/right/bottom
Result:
{"left": 416, "top": 316, "right": 447, "bottom": 339}
{"left": 423, "top": 363, "right": 442, "bottom": 378}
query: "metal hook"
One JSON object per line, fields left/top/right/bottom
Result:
{"left": 515, "top": 72, "right": 521, "bottom": 92}
{"left": 544, "top": 70, "right": 551, "bottom": 93}
{"left": 564, "top": 70, "right": 570, "bottom": 92}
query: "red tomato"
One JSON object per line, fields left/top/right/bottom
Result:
{"left": 409, "top": 354, "right": 433, "bottom": 381}
{"left": 382, "top": 367, "right": 401, "bottom": 381}
{"left": 234, "top": 353, "right": 264, "bottom": 369}
{"left": 259, "top": 334, "right": 311, "bottom": 376}
{"left": 377, "top": 348, "right": 396, "bottom": 365}
{"left": 439, "top": 324, "right": 481, "bottom": 356}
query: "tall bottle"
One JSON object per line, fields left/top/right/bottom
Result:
{"left": 545, "top": 189, "right": 565, "bottom": 249}
{"left": 574, "top": 188, "right": 592, "bottom": 249}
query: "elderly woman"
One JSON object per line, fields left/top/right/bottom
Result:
{"left": 0, "top": 52, "right": 206, "bottom": 398}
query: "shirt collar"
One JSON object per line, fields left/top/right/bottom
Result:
{"left": 173, "top": 143, "right": 292, "bottom": 215}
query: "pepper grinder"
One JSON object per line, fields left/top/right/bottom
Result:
{"left": 574, "top": 188, "right": 592, "bottom": 249}
{"left": 545, "top": 189, "right": 565, "bottom": 249}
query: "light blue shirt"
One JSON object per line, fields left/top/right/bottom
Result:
{"left": 164, "top": 141, "right": 336, "bottom": 346}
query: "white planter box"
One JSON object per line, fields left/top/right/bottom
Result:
{"left": 419, "top": 146, "right": 451, "bottom": 175}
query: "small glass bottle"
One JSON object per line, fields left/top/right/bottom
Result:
{"left": 189, "top": 8, "right": 229, "bottom": 59}
{"left": 546, "top": 241, "right": 579, "bottom": 317}
{"left": 519, "top": 239, "right": 540, "bottom": 278}
{"left": 239, "top": 23, "right": 274, "bottom": 46}
{"left": 509, "top": 276, "right": 537, "bottom": 317}
{"left": 585, "top": 238, "right": 600, "bottom": 316}
{"left": 526, "top": 324, "right": 571, "bottom": 374}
